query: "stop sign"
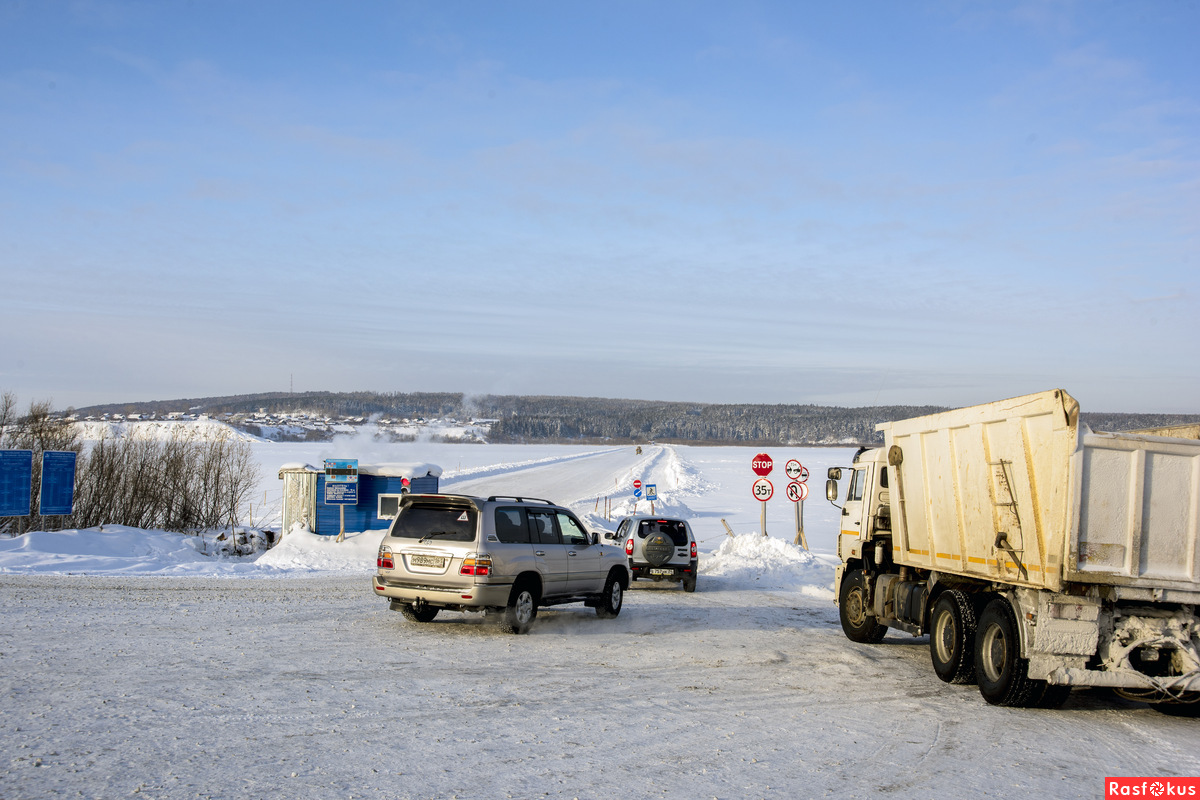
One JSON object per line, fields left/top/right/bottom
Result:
{"left": 751, "top": 453, "right": 773, "bottom": 477}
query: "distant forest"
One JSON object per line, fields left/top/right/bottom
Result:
{"left": 70, "top": 391, "right": 1200, "bottom": 446}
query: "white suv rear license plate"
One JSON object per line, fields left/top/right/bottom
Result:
{"left": 409, "top": 554, "right": 446, "bottom": 568}
{"left": 649, "top": 568, "right": 674, "bottom": 576}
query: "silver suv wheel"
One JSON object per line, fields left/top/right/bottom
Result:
{"left": 513, "top": 590, "right": 535, "bottom": 625}
{"left": 501, "top": 585, "right": 538, "bottom": 634}
{"left": 596, "top": 571, "right": 624, "bottom": 618}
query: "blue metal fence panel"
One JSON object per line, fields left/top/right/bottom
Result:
{"left": 39, "top": 451, "right": 78, "bottom": 516}
{"left": 0, "top": 450, "right": 34, "bottom": 517}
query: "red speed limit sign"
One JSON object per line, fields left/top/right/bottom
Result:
{"left": 786, "top": 481, "right": 809, "bottom": 502}
{"left": 752, "top": 477, "right": 774, "bottom": 501}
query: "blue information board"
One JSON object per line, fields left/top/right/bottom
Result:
{"left": 40, "top": 451, "right": 78, "bottom": 516}
{"left": 324, "top": 482, "right": 359, "bottom": 505}
{"left": 0, "top": 450, "right": 34, "bottom": 517}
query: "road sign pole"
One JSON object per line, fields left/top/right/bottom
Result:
{"left": 801, "top": 498, "right": 808, "bottom": 549}
{"left": 794, "top": 499, "right": 809, "bottom": 550}
{"left": 337, "top": 505, "right": 346, "bottom": 543}
{"left": 761, "top": 501, "right": 767, "bottom": 538}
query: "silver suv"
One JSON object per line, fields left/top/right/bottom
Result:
{"left": 372, "top": 494, "right": 630, "bottom": 633}
{"left": 611, "top": 515, "right": 698, "bottom": 592}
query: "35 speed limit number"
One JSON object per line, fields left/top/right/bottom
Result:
{"left": 752, "top": 477, "right": 774, "bottom": 501}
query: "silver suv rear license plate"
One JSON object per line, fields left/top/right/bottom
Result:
{"left": 649, "top": 568, "right": 674, "bottom": 576}
{"left": 409, "top": 554, "right": 447, "bottom": 568}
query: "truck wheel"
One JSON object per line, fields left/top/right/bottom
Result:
{"left": 595, "top": 569, "right": 625, "bottom": 618}
{"left": 398, "top": 603, "right": 439, "bottom": 623}
{"left": 975, "top": 598, "right": 1039, "bottom": 707}
{"left": 500, "top": 582, "right": 538, "bottom": 634}
{"left": 839, "top": 569, "right": 888, "bottom": 643}
{"left": 930, "top": 590, "right": 977, "bottom": 684}
{"left": 1151, "top": 692, "right": 1200, "bottom": 717}
{"left": 1032, "top": 683, "right": 1072, "bottom": 709}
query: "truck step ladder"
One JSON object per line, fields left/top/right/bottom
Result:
{"left": 989, "top": 459, "right": 1028, "bottom": 581}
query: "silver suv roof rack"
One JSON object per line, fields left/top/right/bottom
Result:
{"left": 487, "top": 496, "right": 555, "bottom": 505}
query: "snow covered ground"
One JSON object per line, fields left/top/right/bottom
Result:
{"left": 2, "top": 439, "right": 1199, "bottom": 799}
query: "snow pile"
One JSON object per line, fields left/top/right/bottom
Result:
{"left": 700, "top": 533, "right": 835, "bottom": 597}
{"left": 254, "top": 527, "right": 384, "bottom": 573}
{"left": 0, "top": 526, "right": 227, "bottom": 575}
{"left": 0, "top": 525, "right": 384, "bottom": 576}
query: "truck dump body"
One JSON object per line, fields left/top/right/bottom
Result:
{"left": 880, "top": 389, "right": 1200, "bottom": 598}
{"left": 1070, "top": 428, "right": 1200, "bottom": 594}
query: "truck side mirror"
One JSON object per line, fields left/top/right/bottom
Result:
{"left": 828, "top": 467, "right": 842, "bottom": 480}
{"left": 826, "top": 479, "right": 839, "bottom": 503}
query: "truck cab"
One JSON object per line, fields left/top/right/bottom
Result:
{"left": 831, "top": 447, "right": 891, "bottom": 577}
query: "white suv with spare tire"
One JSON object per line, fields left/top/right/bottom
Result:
{"left": 611, "top": 515, "right": 698, "bottom": 592}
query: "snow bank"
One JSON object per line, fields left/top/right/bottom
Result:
{"left": 0, "top": 525, "right": 384, "bottom": 577}
{"left": 700, "top": 533, "right": 835, "bottom": 598}
{"left": 254, "top": 527, "right": 383, "bottom": 573}
{"left": 0, "top": 526, "right": 227, "bottom": 575}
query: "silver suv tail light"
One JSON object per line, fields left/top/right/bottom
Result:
{"left": 460, "top": 554, "right": 492, "bottom": 576}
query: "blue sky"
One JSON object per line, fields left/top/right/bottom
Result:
{"left": 2, "top": 1, "right": 1197, "bottom": 413}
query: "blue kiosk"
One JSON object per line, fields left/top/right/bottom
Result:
{"left": 278, "top": 461, "right": 442, "bottom": 536}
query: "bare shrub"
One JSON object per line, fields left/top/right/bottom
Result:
{"left": 2, "top": 392, "right": 260, "bottom": 535}
{"left": 71, "top": 428, "right": 261, "bottom": 532}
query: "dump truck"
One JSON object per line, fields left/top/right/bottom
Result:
{"left": 828, "top": 389, "right": 1200, "bottom": 712}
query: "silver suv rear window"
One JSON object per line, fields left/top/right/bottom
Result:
{"left": 637, "top": 519, "right": 688, "bottom": 545}
{"left": 389, "top": 504, "right": 477, "bottom": 542}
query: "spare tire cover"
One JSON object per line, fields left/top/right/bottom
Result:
{"left": 642, "top": 533, "right": 674, "bottom": 567}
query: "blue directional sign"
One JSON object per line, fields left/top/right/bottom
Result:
{"left": 40, "top": 451, "right": 78, "bottom": 516}
{"left": 0, "top": 450, "right": 34, "bottom": 517}
{"left": 633, "top": 488, "right": 642, "bottom": 499}
{"left": 324, "top": 459, "right": 358, "bottom": 483}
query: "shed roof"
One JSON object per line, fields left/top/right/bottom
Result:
{"left": 278, "top": 462, "right": 443, "bottom": 479}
